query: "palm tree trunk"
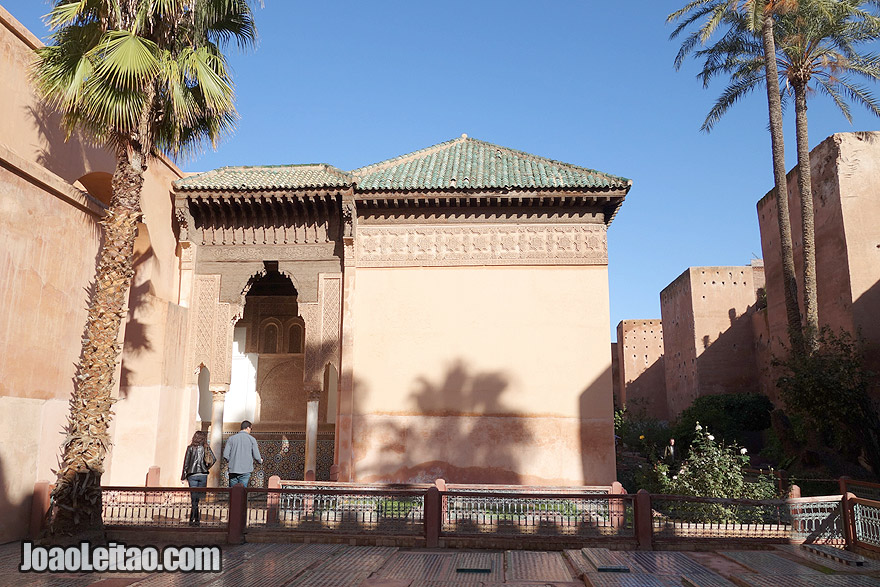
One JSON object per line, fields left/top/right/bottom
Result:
{"left": 793, "top": 83, "right": 819, "bottom": 354}
{"left": 49, "top": 146, "right": 144, "bottom": 537}
{"left": 761, "top": 6, "right": 804, "bottom": 353}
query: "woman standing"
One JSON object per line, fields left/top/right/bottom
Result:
{"left": 181, "top": 431, "right": 215, "bottom": 526}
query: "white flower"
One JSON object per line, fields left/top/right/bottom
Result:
{"left": 740, "top": 448, "right": 748, "bottom": 455}
{"left": 708, "top": 435, "right": 715, "bottom": 441}
{"left": 672, "top": 475, "right": 678, "bottom": 480}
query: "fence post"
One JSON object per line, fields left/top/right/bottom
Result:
{"left": 839, "top": 476, "right": 850, "bottom": 496}
{"left": 788, "top": 485, "right": 801, "bottom": 499}
{"left": 29, "top": 481, "right": 51, "bottom": 539}
{"left": 267, "top": 475, "right": 281, "bottom": 525}
{"left": 610, "top": 482, "right": 625, "bottom": 528}
{"left": 144, "top": 466, "right": 161, "bottom": 504}
{"left": 425, "top": 486, "right": 440, "bottom": 548}
{"left": 145, "top": 466, "right": 160, "bottom": 487}
{"left": 842, "top": 492, "right": 856, "bottom": 548}
{"left": 227, "top": 485, "right": 246, "bottom": 544}
{"left": 635, "top": 489, "right": 653, "bottom": 551}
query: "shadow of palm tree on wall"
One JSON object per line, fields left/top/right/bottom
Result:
{"left": 369, "top": 359, "right": 533, "bottom": 485}
{"left": 26, "top": 103, "right": 113, "bottom": 183}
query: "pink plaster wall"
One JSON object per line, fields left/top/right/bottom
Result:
{"left": 0, "top": 6, "right": 188, "bottom": 534}
{"left": 660, "top": 265, "right": 762, "bottom": 418}
{"left": 0, "top": 6, "right": 113, "bottom": 181}
{"left": 757, "top": 132, "right": 880, "bottom": 400}
{"left": 346, "top": 265, "right": 616, "bottom": 486}
{"left": 615, "top": 320, "right": 667, "bottom": 420}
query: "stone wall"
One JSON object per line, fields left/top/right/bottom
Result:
{"left": 660, "top": 264, "right": 763, "bottom": 418}
{"left": 615, "top": 320, "right": 667, "bottom": 420}
{"left": 757, "top": 132, "right": 880, "bottom": 402}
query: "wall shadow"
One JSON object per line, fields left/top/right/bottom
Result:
{"left": 0, "top": 454, "right": 32, "bottom": 543}
{"left": 362, "top": 359, "right": 533, "bottom": 485}
{"left": 118, "top": 224, "right": 155, "bottom": 397}
{"left": 26, "top": 103, "right": 112, "bottom": 183}
{"left": 578, "top": 365, "right": 615, "bottom": 485}
{"left": 621, "top": 357, "right": 667, "bottom": 421}
{"left": 851, "top": 277, "right": 880, "bottom": 400}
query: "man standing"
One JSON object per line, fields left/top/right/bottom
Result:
{"left": 223, "top": 420, "right": 262, "bottom": 487}
{"left": 663, "top": 438, "right": 676, "bottom": 466}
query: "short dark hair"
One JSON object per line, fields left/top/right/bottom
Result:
{"left": 240, "top": 420, "right": 252, "bottom": 430}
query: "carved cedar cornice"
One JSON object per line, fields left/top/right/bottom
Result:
{"left": 355, "top": 224, "right": 607, "bottom": 267}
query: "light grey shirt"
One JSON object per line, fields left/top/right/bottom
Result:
{"left": 223, "top": 431, "right": 262, "bottom": 474}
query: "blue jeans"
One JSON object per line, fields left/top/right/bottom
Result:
{"left": 187, "top": 474, "right": 207, "bottom": 521}
{"left": 229, "top": 472, "right": 251, "bottom": 487}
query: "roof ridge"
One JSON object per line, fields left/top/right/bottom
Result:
{"left": 351, "top": 135, "right": 468, "bottom": 177}
{"left": 351, "top": 135, "right": 631, "bottom": 185}
{"left": 460, "top": 137, "right": 631, "bottom": 184}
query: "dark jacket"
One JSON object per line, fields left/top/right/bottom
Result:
{"left": 181, "top": 445, "right": 215, "bottom": 480}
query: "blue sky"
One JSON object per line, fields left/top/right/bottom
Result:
{"left": 7, "top": 1, "right": 880, "bottom": 339}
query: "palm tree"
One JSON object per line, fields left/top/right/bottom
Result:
{"left": 32, "top": 0, "right": 257, "bottom": 536}
{"left": 777, "top": 0, "right": 880, "bottom": 352}
{"left": 684, "top": 0, "right": 880, "bottom": 353}
{"left": 669, "top": 0, "right": 805, "bottom": 353}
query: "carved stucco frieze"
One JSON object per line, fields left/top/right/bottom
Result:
{"left": 320, "top": 274, "right": 342, "bottom": 371}
{"left": 189, "top": 274, "right": 239, "bottom": 385}
{"left": 355, "top": 224, "right": 608, "bottom": 267}
{"left": 196, "top": 244, "right": 338, "bottom": 262}
{"left": 300, "top": 303, "right": 321, "bottom": 385}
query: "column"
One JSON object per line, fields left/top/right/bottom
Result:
{"left": 208, "top": 385, "right": 227, "bottom": 487}
{"left": 304, "top": 393, "right": 319, "bottom": 478}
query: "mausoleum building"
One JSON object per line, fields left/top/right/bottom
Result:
{"left": 174, "top": 135, "right": 631, "bottom": 487}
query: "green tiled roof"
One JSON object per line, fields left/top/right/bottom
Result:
{"left": 173, "top": 136, "right": 630, "bottom": 194}
{"left": 175, "top": 163, "right": 351, "bottom": 191}
{"left": 352, "top": 135, "right": 631, "bottom": 191}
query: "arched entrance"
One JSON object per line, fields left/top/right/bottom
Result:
{"left": 236, "top": 261, "right": 306, "bottom": 429}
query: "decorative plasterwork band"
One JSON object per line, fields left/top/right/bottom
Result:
{"left": 355, "top": 224, "right": 607, "bottom": 267}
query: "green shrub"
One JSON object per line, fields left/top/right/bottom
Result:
{"left": 672, "top": 393, "right": 773, "bottom": 451}
{"left": 775, "top": 328, "right": 880, "bottom": 470}
{"left": 653, "top": 423, "right": 778, "bottom": 522}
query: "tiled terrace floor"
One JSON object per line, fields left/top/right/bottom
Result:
{"left": 2, "top": 541, "right": 880, "bottom": 586}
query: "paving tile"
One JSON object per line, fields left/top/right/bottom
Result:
{"left": 735, "top": 575, "right": 880, "bottom": 586}
{"left": 619, "top": 551, "right": 709, "bottom": 575}
{"left": 286, "top": 568, "right": 371, "bottom": 586}
{"left": 720, "top": 551, "right": 822, "bottom": 575}
{"left": 451, "top": 551, "right": 503, "bottom": 583}
{"left": 376, "top": 552, "right": 454, "bottom": 580}
{"left": 564, "top": 549, "right": 594, "bottom": 577}
{"left": 316, "top": 545, "right": 397, "bottom": 572}
{"left": 202, "top": 549, "right": 315, "bottom": 587}
{"left": 580, "top": 547, "right": 642, "bottom": 572}
{"left": 773, "top": 544, "right": 865, "bottom": 574}
{"left": 802, "top": 543, "right": 868, "bottom": 565}
{"left": 505, "top": 550, "right": 574, "bottom": 581}
{"left": 681, "top": 574, "right": 740, "bottom": 587}
{"left": 584, "top": 572, "right": 680, "bottom": 586}
{"left": 359, "top": 580, "right": 411, "bottom": 587}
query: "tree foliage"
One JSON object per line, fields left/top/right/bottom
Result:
{"left": 775, "top": 328, "right": 880, "bottom": 470}
{"left": 32, "top": 0, "right": 258, "bottom": 537}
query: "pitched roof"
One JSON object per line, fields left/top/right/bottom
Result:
{"left": 174, "top": 136, "right": 630, "bottom": 195}
{"left": 352, "top": 135, "right": 631, "bottom": 192}
{"left": 174, "top": 163, "right": 351, "bottom": 191}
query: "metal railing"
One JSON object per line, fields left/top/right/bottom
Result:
{"left": 101, "top": 486, "right": 230, "bottom": 529}
{"left": 649, "top": 494, "right": 843, "bottom": 543}
{"left": 440, "top": 490, "right": 634, "bottom": 539}
{"left": 842, "top": 477, "right": 880, "bottom": 501}
{"left": 852, "top": 496, "right": 880, "bottom": 552}
{"left": 29, "top": 476, "right": 880, "bottom": 552}
{"left": 247, "top": 486, "right": 425, "bottom": 535}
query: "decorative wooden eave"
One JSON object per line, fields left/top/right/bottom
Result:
{"left": 351, "top": 187, "right": 628, "bottom": 226}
